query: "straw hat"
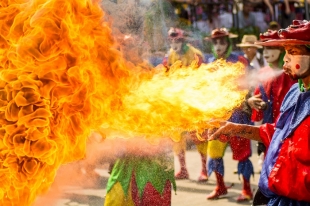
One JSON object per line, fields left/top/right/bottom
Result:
{"left": 256, "top": 20, "right": 310, "bottom": 47}
{"left": 236, "top": 35, "right": 262, "bottom": 48}
{"left": 204, "top": 28, "right": 238, "bottom": 40}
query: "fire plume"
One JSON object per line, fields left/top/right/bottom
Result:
{"left": 104, "top": 60, "right": 248, "bottom": 142}
{"left": 0, "top": 0, "right": 247, "bottom": 205}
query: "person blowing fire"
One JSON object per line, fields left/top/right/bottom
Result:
{"left": 208, "top": 20, "right": 310, "bottom": 205}
{"left": 246, "top": 29, "right": 296, "bottom": 173}
{"left": 162, "top": 27, "right": 209, "bottom": 182}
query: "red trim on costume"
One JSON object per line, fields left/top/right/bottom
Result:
{"left": 259, "top": 123, "right": 276, "bottom": 150}
{"left": 131, "top": 176, "right": 172, "bottom": 206}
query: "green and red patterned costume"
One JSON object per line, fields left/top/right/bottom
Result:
{"left": 104, "top": 154, "right": 176, "bottom": 206}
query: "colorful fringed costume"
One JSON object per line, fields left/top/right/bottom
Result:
{"left": 163, "top": 27, "right": 207, "bottom": 182}
{"left": 104, "top": 154, "right": 176, "bottom": 206}
{"left": 205, "top": 49, "right": 254, "bottom": 201}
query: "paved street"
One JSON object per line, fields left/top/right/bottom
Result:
{"left": 34, "top": 141, "right": 260, "bottom": 206}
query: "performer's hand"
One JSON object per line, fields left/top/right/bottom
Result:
{"left": 247, "top": 94, "right": 266, "bottom": 111}
{"left": 208, "top": 121, "right": 235, "bottom": 141}
{"left": 188, "top": 130, "right": 208, "bottom": 144}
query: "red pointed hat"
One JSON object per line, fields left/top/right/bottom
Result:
{"left": 204, "top": 28, "right": 238, "bottom": 40}
{"left": 255, "top": 20, "right": 310, "bottom": 46}
{"left": 259, "top": 29, "right": 280, "bottom": 42}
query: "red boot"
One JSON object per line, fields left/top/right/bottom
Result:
{"left": 237, "top": 176, "right": 253, "bottom": 202}
{"left": 207, "top": 172, "right": 230, "bottom": 200}
{"left": 198, "top": 152, "right": 208, "bottom": 182}
{"left": 175, "top": 151, "right": 189, "bottom": 179}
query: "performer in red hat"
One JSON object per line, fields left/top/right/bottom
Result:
{"left": 208, "top": 19, "right": 310, "bottom": 205}
{"left": 247, "top": 29, "right": 296, "bottom": 172}
{"left": 163, "top": 27, "right": 209, "bottom": 182}
{"left": 163, "top": 27, "right": 204, "bottom": 69}
{"left": 204, "top": 28, "right": 254, "bottom": 202}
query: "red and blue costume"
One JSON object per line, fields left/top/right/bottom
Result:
{"left": 251, "top": 66, "right": 296, "bottom": 123}
{"left": 205, "top": 31, "right": 254, "bottom": 200}
{"left": 259, "top": 83, "right": 310, "bottom": 205}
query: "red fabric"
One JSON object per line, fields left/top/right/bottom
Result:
{"left": 141, "top": 181, "right": 172, "bottom": 206}
{"left": 251, "top": 67, "right": 296, "bottom": 123}
{"left": 268, "top": 116, "right": 310, "bottom": 201}
{"left": 132, "top": 177, "right": 172, "bottom": 206}
{"left": 215, "top": 171, "right": 226, "bottom": 189}
{"left": 131, "top": 174, "right": 141, "bottom": 205}
{"left": 197, "top": 54, "right": 203, "bottom": 67}
{"left": 230, "top": 136, "right": 252, "bottom": 161}
{"left": 238, "top": 56, "right": 249, "bottom": 68}
{"left": 162, "top": 56, "right": 168, "bottom": 68}
{"left": 259, "top": 123, "right": 276, "bottom": 150}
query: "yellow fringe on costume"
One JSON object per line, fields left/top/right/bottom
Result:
{"left": 104, "top": 182, "right": 135, "bottom": 206}
{"left": 207, "top": 140, "right": 227, "bottom": 159}
{"left": 196, "top": 141, "right": 208, "bottom": 155}
{"left": 173, "top": 135, "right": 187, "bottom": 154}
{"left": 173, "top": 131, "right": 208, "bottom": 155}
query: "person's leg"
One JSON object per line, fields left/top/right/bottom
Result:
{"left": 237, "top": 174, "right": 253, "bottom": 202}
{"left": 206, "top": 140, "right": 229, "bottom": 199}
{"left": 230, "top": 136, "right": 254, "bottom": 202}
{"left": 175, "top": 150, "right": 189, "bottom": 179}
{"left": 207, "top": 170, "right": 227, "bottom": 199}
{"left": 174, "top": 132, "right": 189, "bottom": 179}
{"left": 196, "top": 141, "right": 208, "bottom": 182}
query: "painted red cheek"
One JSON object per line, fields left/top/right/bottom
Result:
{"left": 296, "top": 64, "right": 300, "bottom": 69}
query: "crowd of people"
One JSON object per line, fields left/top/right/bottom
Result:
{"left": 172, "top": 0, "right": 308, "bottom": 35}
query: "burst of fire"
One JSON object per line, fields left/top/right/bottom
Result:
{"left": 104, "top": 59, "right": 247, "bottom": 142}
{"left": 0, "top": 0, "right": 247, "bottom": 205}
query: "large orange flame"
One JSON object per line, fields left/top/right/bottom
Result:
{"left": 0, "top": 0, "right": 247, "bottom": 205}
{"left": 104, "top": 60, "right": 247, "bottom": 142}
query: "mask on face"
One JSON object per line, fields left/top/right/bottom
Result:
{"left": 263, "top": 48, "right": 281, "bottom": 64}
{"left": 170, "top": 39, "right": 183, "bottom": 54}
{"left": 283, "top": 53, "right": 310, "bottom": 79}
{"left": 212, "top": 38, "right": 228, "bottom": 58}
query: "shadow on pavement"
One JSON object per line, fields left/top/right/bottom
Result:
{"left": 63, "top": 194, "right": 105, "bottom": 206}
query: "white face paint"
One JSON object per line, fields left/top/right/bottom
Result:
{"left": 263, "top": 48, "right": 281, "bottom": 64}
{"left": 170, "top": 39, "right": 183, "bottom": 54}
{"left": 212, "top": 38, "right": 228, "bottom": 58}
{"left": 283, "top": 53, "right": 310, "bottom": 79}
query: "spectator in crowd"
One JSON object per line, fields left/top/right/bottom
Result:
{"left": 204, "top": 28, "right": 254, "bottom": 202}
{"left": 208, "top": 19, "right": 310, "bottom": 205}
{"left": 238, "top": 1, "right": 257, "bottom": 30}
{"left": 268, "top": 21, "right": 281, "bottom": 31}
{"left": 163, "top": 27, "right": 208, "bottom": 182}
{"left": 250, "top": 0, "right": 274, "bottom": 21}
{"left": 277, "top": 0, "right": 295, "bottom": 28}
{"left": 236, "top": 34, "right": 268, "bottom": 91}
{"left": 248, "top": 0, "right": 272, "bottom": 32}
{"left": 236, "top": 34, "right": 268, "bottom": 71}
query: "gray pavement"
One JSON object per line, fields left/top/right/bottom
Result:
{"left": 34, "top": 141, "right": 260, "bottom": 206}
